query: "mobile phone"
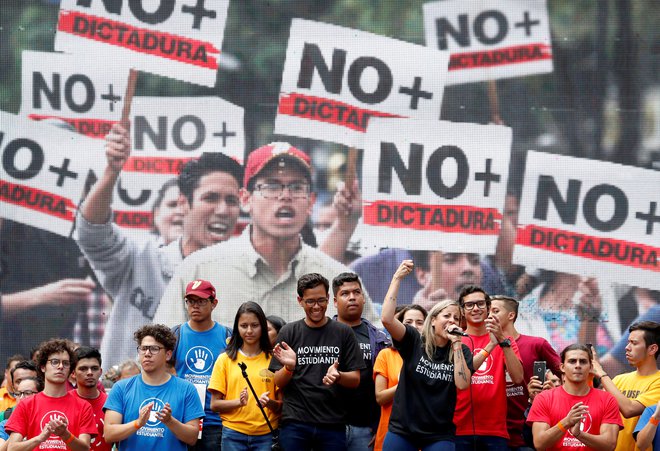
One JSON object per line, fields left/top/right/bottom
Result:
{"left": 533, "top": 361, "right": 547, "bottom": 384}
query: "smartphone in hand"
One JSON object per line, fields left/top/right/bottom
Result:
{"left": 533, "top": 361, "right": 547, "bottom": 384}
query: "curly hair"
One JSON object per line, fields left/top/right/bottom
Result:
{"left": 134, "top": 324, "right": 177, "bottom": 351}
{"left": 36, "top": 339, "right": 76, "bottom": 378}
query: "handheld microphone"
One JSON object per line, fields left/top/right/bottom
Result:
{"left": 448, "top": 328, "right": 469, "bottom": 337}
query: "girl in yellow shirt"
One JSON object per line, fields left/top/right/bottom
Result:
{"left": 208, "top": 302, "right": 282, "bottom": 450}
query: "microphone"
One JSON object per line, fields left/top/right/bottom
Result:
{"left": 448, "top": 328, "right": 469, "bottom": 337}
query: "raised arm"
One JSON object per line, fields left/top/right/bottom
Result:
{"left": 81, "top": 123, "right": 131, "bottom": 224}
{"left": 381, "top": 260, "right": 414, "bottom": 342}
{"left": 319, "top": 179, "right": 361, "bottom": 262}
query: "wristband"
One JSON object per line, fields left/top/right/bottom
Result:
{"left": 557, "top": 421, "right": 568, "bottom": 433}
{"left": 64, "top": 434, "right": 76, "bottom": 445}
{"left": 133, "top": 420, "right": 141, "bottom": 429}
{"left": 481, "top": 349, "right": 490, "bottom": 358}
{"left": 284, "top": 366, "right": 294, "bottom": 374}
{"left": 650, "top": 417, "right": 660, "bottom": 426}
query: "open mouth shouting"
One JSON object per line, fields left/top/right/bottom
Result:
{"left": 207, "top": 221, "right": 231, "bottom": 241}
{"left": 275, "top": 206, "right": 296, "bottom": 221}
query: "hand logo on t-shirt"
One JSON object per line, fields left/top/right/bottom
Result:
{"left": 185, "top": 346, "right": 214, "bottom": 374}
{"left": 140, "top": 398, "right": 165, "bottom": 427}
{"left": 40, "top": 411, "right": 68, "bottom": 437}
{"left": 474, "top": 348, "right": 493, "bottom": 376}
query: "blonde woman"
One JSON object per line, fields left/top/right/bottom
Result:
{"left": 381, "top": 260, "right": 473, "bottom": 451}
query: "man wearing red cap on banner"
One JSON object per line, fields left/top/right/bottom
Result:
{"left": 156, "top": 142, "right": 380, "bottom": 327}
{"left": 171, "top": 279, "right": 231, "bottom": 451}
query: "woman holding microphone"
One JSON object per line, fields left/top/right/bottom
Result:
{"left": 381, "top": 260, "right": 473, "bottom": 451}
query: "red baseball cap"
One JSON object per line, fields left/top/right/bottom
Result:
{"left": 243, "top": 142, "right": 312, "bottom": 189}
{"left": 185, "top": 280, "right": 216, "bottom": 300}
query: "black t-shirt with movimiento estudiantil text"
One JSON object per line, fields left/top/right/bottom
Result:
{"left": 268, "top": 318, "right": 365, "bottom": 427}
{"left": 389, "top": 324, "right": 474, "bottom": 446}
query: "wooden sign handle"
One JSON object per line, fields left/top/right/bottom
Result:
{"left": 345, "top": 147, "right": 358, "bottom": 189}
{"left": 121, "top": 69, "right": 138, "bottom": 127}
{"left": 487, "top": 80, "right": 504, "bottom": 125}
{"left": 429, "top": 251, "right": 444, "bottom": 294}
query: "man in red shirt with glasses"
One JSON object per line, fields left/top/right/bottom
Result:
{"left": 5, "top": 339, "right": 96, "bottom": 451}
{"left": 454, "top": 285, "right": 524, "bottom": 451}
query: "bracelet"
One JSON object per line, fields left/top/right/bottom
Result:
{"left": 480, "top": 349, "right": 490, "bottom": 358}
{"left": 64, "top": 434, "right": 76, "bottom": 445}
{"left": 600, "top": 373, "right": 609, "bottom": 379}
{"left": 557, "top": 421, "right": 568, "bottom": 433}
{"left": 650, "top": 417, "right": 660, "bottom": 426}
{"left": 284, "top": 366, "right": 294, "bottom": 374}
{"left": 133, "top": 420, "right": 141, "bottom": 429}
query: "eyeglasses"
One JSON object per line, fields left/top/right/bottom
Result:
{"left": 303, "top": 298, "right": 328, "bottom": 306}
{"left": 462, "top": 300, "right": 488, "bottom": 311}
{"left": 185, "top": 298, "right": 211, "bottom": 307}
{"left": 14, "top": 390, "right": 37, "bottom": 398}
{"left": 48, "top": 359, "right": 71, "bottom": 368}
{"left": 254, "top": 182, "right": 310, "bottom": 199}
{"left": 137, "top": 345, "right": 163, "bottom": 355}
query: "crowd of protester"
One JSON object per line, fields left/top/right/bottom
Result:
{"left": 1, "top": 127, "right": 660, "bottom": 450}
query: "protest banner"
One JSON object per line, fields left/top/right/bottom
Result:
{"left": 20, "top": 50, "right": 129, "bottom": 139}
{"left": 0, "top": 112, "right": 103, "bottom": 236}
{"left": 54, "top": 0, "right": 230, "bottom": 87}
{"left": 110, "top": 96, "right": 245, "bottom": 230}
{"left": 360, "top": 118, "right": 512, "bottom": 253}
{"left": 515, "top": 151, "right": 660, "bottom": 290}
{"left": 275, "top": 19, "right": 450, "bottom": 148}
{"left": 423, "top": 0, "right": 553, "bottom": 85}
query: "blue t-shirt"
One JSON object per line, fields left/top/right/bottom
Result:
{"left": 173, "top": 322, "right": 231, "bottom": 427}
{"left": 0, "top": 419, "right": 8, "bottom": 440}
{"left": 633, "top": 405, "right": 660, "bottom": 450}
{"left": 104, "top": 375, "right": 204, "bottom": 451}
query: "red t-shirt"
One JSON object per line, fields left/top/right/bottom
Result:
{"left": 6, "top": 391, "right": 97, "bottom": 450}
{"left": 71, "top": 390, "right": 111, "bottom": 451}
{"left": 454, "top": 333, "right": 521, "bottom": 438}
{"left": 527, "top": 386, "right": 623, "bottom": 450}
{"left": 506, "top": 334, "right": 562, "bottom": 446}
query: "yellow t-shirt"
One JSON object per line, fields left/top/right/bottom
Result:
{"left": 612, "top": 370, "right": 660, "bottom": 451}
{"left": 0, "top": 387, "right": 16, "bottom": 411}
{"left": 207, "top": 351, "right": 279, "bottom": 435}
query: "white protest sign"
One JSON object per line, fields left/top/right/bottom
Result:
{"left": 109, "top": 96, "right": 244, "bottom": 230}
{"left": 20, "top": 50, "right": 130, "bottom": 139}
{"left": 0, "top": 112, "right": 103, "bottom": 236}
{"left": 361, "top": 118, "right": 512, "bottom": 252}
{"left": 515, "top": 151, "right": 660, "bottom": 290}
{"left": 423, "top": 0, "right": 553, "bottom": 85}
{"left": 275, "top": 19, "right": 450, "bottom": 148}
{"left": 55, "top": 0, "right": 229, "bottom": 87}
